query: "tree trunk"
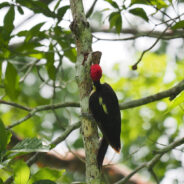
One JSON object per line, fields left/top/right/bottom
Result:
{"left": 69, "top": 0, "right": 101, "bottom": 183}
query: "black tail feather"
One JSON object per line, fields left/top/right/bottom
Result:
{"left": 97, "top": 137, "right": 108, "bottom": 169}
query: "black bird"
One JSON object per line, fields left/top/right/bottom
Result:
{"left": 89, "top": 64, "right": 121, "bottom": 169}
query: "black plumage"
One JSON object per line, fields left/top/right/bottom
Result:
{"left": 89, "top": 81, "right": 121, "bottom": 168}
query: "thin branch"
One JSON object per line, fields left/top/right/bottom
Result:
{"left": 0, "top": 99, "right": 32, "bottom": 111}
{"left": 149, "top": 168, "right": 159, "bottom": 184}
{"left": 132, "top": 24, "right": 172, "bottom": 70}
{"left": 52, "top": 121, "right": 81, "bottom": 145}
{"left": 19, "top": 59, "right": 39, "bottom": 83}
{"left": 119, "top": 80, "right": 184, "bottom": 110}
{"left": 7, "top": 102, "right": 80, "bottom": 129}
{"left": 91, "top": 27, "right": 184, "bottom": 40}
{"left": 93, "top": 34, "right": 138, "bottom": 42}
{"left": 115, "top": 136, "right": 184, "bottom": 184}
{"left": 114, "top": 164, "right": 146, "bottom": 184}
{"left": 2, "top": 80, "right": 184, "bottom": 128}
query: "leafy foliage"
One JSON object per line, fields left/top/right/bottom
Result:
{"left": 12, "top": 160, "right": 30, "bottom": 184}
{"left": 172, "top": 20, "right": 184, "bottom": 30}
{"left": 11, "top": 138, "right": 50, "bottom": 153}
{"left": 0, "top": 120, "right": 11, "bottom": 156}
{"left": 0, "top": 0, "right": 183, "bottom": 183}
{"left": 129, "top": 8, "right": 149, "bottom": 22}
{"left": 109, "top": 12, "right": 122, "bottom": 33}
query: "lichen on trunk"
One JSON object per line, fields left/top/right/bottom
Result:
{"left": 69, "top": 0, "right": 101, "bottom": 183}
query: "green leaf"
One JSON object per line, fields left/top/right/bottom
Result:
{"left": 154, "top": 0, "right": 168, "bottom": 9}
{"left": 4, "top": 62, "right": 19, "bottom": 100}
{"left": 2, "top": 6, "right": 15, "bottom": 40}
{"left": 129, "top": 8, "right": 149, "bottom": 22}
{"left": 131, "top": 0, "right": 148, "bottom": 5}
{"left": 0, "top": 61, "right": 2, "bottom": 83}
{"left": 105, "top": 0, "right": 119, "bottom": 9}
{"left": 11, "top": 138, "right": 50, "bottom": 153}
{"left": 109, "top": 12, "right": 122, "bottom": 33}
{"left": 25, "top": 22, "right": 45, "bottom": 42}
{"left": 45, "top": 44, "right": 56, "bottom": 80}
{"left": 171, "top": 20, "right": 184, "bottom": 30}
{"left": 54, "top": 0, "right": 61, "bottom": 11}
{"left": 57, "top": 5, "right": 69, "bottom": 22}
{"left": 0, "top": 178, "right": 3, "bottom": 184}
{"left": 12, "top": 160, "right": 30, "bottom": 184}
{"left": 0, "top": 119, "right": 11, "bottom": 153}
{"left": 29, "top": 51, "right": 45, "bottom": 59}
{"left": 0, "top": 2, "right": 10, "bottom": 9}
{"left": 64, "top": 48, "right": 77, "bottom": 63}
{"left": 33, "top": 180, "right": 56, "bottom": 184}
{"left": 28, "top": 168, "right": 64, "bottom": 184}
{"left": 16, "top": 0, "right": 55, "bottom": 18}
{"left": 168, "top": 91, "right": 184, "bottom": 110}
{"left": 17, "top": 6, "right": 24, "bottom": 15}
{"left": 131, "top": 0, "right": 168, "bottom": 9}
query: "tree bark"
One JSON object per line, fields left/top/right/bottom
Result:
{"left": 69, "top": 0, "right": 101, "bottom": 183}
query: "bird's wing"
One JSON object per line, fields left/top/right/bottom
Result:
{"left": 89, "top": 83, "right": 121, "bottom": 151}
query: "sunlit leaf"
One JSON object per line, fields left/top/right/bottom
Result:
{"left": 139, "top": 53, "right": 166, "bottom": 76}
{"left": 33, "top": 180, "right": 56, "bottom": 184}
{"left": 64, "top": 48, "right": 77, "bottom": 63}
{"left": 168, "top": 91, "right": 184, "bottom": 110}
{"left": 131, "top": 0, "right": 168, "bottom": 9}
{"left": 129, "top": 8, "right": 149, "bottom": 22}
{"left": 29, "top": 52, "right": 45, "bottom": 59}
{"left": 12, "top": 160, "right": 30, "bottom": 184}
{"left": 28, "top": 168, "right": 64, "bottom": 184}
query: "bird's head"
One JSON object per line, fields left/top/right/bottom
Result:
{"left": 90, "top": 64, "right": 102, "bottom": 82}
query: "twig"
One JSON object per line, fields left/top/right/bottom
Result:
{"left": 52, "top": 121, "right": 81, "bottom": 146}
{"left": 132, "top": 24, "right": 171, "bottom": 70}
{"left": 0, "top": 99, "right": 32, "bottom": 111}
{"left": 66, "top": 141, "right": 85, "bottom": 163}
{"left": 20, "top": 59, "right": 39, "bottom": 83}
{"left": 7, "top": 102, "right": 80, "bottom": 129}
{"left": 114, "top": 164, "right": 146, "bottom": 184}
{"left": 115, "top": 136, "right": 184, "bottom": 184}
{"left": 2, "top": 80, "right": 184, "bottom": 128}
{"left": 119, "top": 80, "right": 184, "bottom": 110}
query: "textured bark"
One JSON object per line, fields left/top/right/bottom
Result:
{"left": 69, "top": 0, "right": 101, "bottom": 183}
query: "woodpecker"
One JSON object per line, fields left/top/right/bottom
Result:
{"left": 89, "top": 64, "right": 121, "bottom": 169}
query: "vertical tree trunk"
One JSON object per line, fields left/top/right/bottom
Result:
{"left": 69, "top": 0, "right": 101, "bottom": 183}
